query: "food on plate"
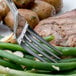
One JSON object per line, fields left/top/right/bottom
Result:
{"left": 0, "top": 43, "right": 76, "bottom": 72}
{"left": 13, "top": 0, "right": 35, "bottom": 8}
{"left": 31, "top": 0, "right": 56, "bottom": 20}
{"left": 0, "top": 31, "right": 54, "bottom": 44}
{"left": 55, "top": 9, "right": 76, "bottom": 18}
{"left": 4, "top": 9, "right": 39, "bottom": 29}
{"left": 18, "top": 9, "right": 39, "bottom": 28}
{"left": 34, "top": 9, "right": 76, "bottom": 47}
{"left": 0, "top": 33, "right": 16, "bottom": 43}
{"left": 41, "top": 0, "right": 63, "bottom": 13}
{"left": 0, "top": 0, "right": 76, "bottom": 75}
{"left": 0, "top": 0, "right": 9, "bottom": 19}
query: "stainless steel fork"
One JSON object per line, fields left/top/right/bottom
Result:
{"left": 5, "top": 0, "right": 62, "bottom": 63}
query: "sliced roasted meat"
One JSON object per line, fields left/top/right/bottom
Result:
{"left": 34, "top": 9, "right": 76, "bottom": 47}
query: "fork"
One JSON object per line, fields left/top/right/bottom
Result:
{"left": 5, "top": 0, "right": 62, "bottom": 63}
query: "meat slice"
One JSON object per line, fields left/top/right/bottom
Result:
{"left": 34, "top": 9, "right": 76, "bottom": 47}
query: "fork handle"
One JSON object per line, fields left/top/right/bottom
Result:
{"left": 5, "top": 0, "right": 18, "bottom": 16}
{"left": 5, "top": 0, "right": 19, "bottom": 35}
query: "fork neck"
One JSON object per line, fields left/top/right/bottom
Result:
{"left": 5, "top": 0, "right": 18, "bottom": 14}
{"left": 5, "top": 0, "right": 19, "bottom": 36}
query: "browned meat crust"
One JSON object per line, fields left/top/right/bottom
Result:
{"left": 34, "top": 9, "right": 76, "bottom": 47}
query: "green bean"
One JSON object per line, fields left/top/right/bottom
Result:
{"left": 0, "top": 58, "right": 23, "bottom": 70}
{"left": 43, "top": 35, "right": 54, "bottom": 42}
{"left": 0, "top": 50, "right": 76, "bottom": 71}
{"left": 56, "top": 47, "right": 76, "bottom": 56}
{"left": 43, "top": 44, "right": 76, "bottom": 56}
{"left": 56, "top": 69, "right": 76, "bottom": 75}
{"left": 0, "top": 42, "right": 25, "bottom": 53}
{"left": 0, "top": 42, "right": 76, "bottom": 56}
{"left": 0, "top": 66, "right": 76, "bottom": 76}
{"left": 59, "top": 58, "right": 76, "bottom": 62}
{"left": 66, "top": 70, "right": 76, "bottom": 74}
{"left": 25, "top": 55, "right": 35, "bottom": 60}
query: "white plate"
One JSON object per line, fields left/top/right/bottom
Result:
{"left": 0, "top": 0, "right": 76, "bottom": 37}
{"left": 60, "top": 0, "right": 76, "bottom": 14}
{"left": 0, "top": 23, "right": 11, "bottom": 37}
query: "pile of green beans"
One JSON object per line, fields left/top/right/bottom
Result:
{"left": 0, "top": 42, "right": 76, "bottom": 56}
{"left": 1, "top": 65, "right": 76, "bottom": 76}
{"left": 0, "top": 49, "right": 76, "bottom": 71}
{"left": 0, "top": 35, "right": 76, "bottom": 75}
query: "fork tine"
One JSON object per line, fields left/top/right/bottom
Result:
{"left": 24, "top": 35, "right": 57, "bottom": 63}
{"left": 27, "top": 26, "right": 62, "bottom": 55}
{"left": 26, "top": 31, "right": 61, "bottom": 60}
{"left": 21, "top": 40, "right": 46, "bottom": 62}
